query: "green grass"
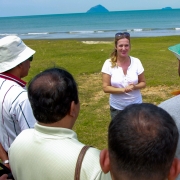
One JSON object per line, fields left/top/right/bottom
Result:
{"left": 23, "top": 36, "right": 180, "bottom": 149}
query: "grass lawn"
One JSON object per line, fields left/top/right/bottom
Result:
{"left": 23, "top": 36, "right": 180, "bottom": 150}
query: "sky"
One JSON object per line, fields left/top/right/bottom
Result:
{"left": 0, "top": 0, "right": 180, "bottom": 17}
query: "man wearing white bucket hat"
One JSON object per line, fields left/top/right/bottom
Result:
{"left": 0, "top": 36, "right": 36, "bottom": 167}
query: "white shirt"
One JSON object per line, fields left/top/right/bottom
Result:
{"left": 0, "top": 73, "right": 36, "bottom": 151}
{"left": 101, "top": 56, "right": 144, "bottom": 110}
{"left": 9, "top": 123, "right": 112, "bottom": 180}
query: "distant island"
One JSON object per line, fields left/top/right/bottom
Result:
{"left": 86, "top": 4, "right": 109, "bottom": 13}
{"left": 162, "top": 7, "right": 172, "bottom": 10}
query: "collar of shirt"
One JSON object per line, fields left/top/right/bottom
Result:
{"left": 35, "top": 123, "right": 78, "bottom": 140}
{"left": 0, "top": 72, "right": 27, "bottom": 87}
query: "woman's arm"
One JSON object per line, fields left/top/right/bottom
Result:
{"left": 125, "top": 72, "right": 146, "bottom": 92}
{"left": 102, "top": 73, "right": 125, "bottom": 94}
{"left": 134, "top": 72, "right": 146, "bottom": 90}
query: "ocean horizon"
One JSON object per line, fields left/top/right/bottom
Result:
{"left": 1, "top": 9, "right": 180, "bottom": 40}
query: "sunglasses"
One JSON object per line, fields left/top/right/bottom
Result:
{"left": 28, "top": 56, "right": 33, "bottom": 62}
{"left": 115, "top": 32, "right": 130, "bottom": 38}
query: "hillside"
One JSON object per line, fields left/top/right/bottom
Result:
{"left": 86, "top": 4, "right": 109, "bottom": 13}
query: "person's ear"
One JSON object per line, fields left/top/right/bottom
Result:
{"left": 69, "top": 101, "right": 76, "bottom": 117}
{"left": 168, "top": 158, "right": 180, "bottom": 180}
{"left": 69, "top": 101, "right": 80, "bottom": 117}
{"left": 100, "top": 149, "right": 110, "bottom": 174}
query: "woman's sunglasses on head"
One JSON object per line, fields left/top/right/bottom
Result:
{"left": 115, "top": 32, "right": 130, "bottom": 38}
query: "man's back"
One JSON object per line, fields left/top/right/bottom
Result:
{"left": 0, "top": 74, "right": 35, "bottom": 152}
{"left": 9, "top": 123, "right": 111, "bottom": 180}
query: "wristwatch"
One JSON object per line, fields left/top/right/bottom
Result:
{"left": 3, "top": 160, "right": 9, "bottom": 164}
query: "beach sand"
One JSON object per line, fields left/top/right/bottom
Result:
{"left": 61, "top": 37, "right": 114, "bottom": 43}
{"left": 82, "top": 41, "right": 113, "bottom": 44}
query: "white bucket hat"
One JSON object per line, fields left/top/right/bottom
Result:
{"left": 0, "top": 35, "right": 36, "bottom": 73}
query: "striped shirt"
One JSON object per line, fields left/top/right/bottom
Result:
{"left": 0, "top": 73, "right": 36, "bottom": 152}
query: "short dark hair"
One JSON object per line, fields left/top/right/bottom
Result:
{"left": 28, "top": 67, "right": 79, "bottom": 123}
{"left": 108, "top": 103, "right": 179, "bottom": 180}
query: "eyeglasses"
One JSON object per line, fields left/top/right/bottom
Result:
{"left": 28, "top": 56, "right": 33, "bottom": 62}
{"left": 115, "top": 32, "right": 130, "bottom": 38}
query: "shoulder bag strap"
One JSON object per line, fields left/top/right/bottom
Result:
{"left": 0, "top": 162, "right": 11, "bottom": 173}
{"left": 74, "top": 145, "right": 91, "bottom": 180}
{"left": 0, "top": 162, "right": 14, "bottom": 179}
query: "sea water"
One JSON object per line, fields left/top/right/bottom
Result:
{"left": 0, "top": 9, "right": 180, "bottom": 39}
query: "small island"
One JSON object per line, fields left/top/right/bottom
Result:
{"left": 162, "top": 7, "right": 172, "bottom": 10}
{"left": 86, "top": 4, "right": 109, "bottom": 13}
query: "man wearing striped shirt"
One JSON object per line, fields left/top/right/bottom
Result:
{"left": 0, "top": 36, "right": 36, "bottom": 167}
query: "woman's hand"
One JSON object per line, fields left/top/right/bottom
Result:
{"left": 125, "top": 84, "right": 135, "bottom": 92}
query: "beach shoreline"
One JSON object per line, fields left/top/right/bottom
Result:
{"left": 22, "top": 35, "right": 179, "bottom": 42}
{"left": 21, "top": 37, "right": 114, "bottom": 41}
{"left": 21, "top": 35, "right": 180, "bottom": 45}
{"left": 21, "top": 37, "right": 115, "bottom": 44}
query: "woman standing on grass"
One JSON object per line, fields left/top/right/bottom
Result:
{"left": 101, "top": 32, "right": 146, "bottom": 120}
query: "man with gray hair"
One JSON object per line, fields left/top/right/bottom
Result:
{"left": 0, "top": 36, "right": 36, "bottom": 167}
